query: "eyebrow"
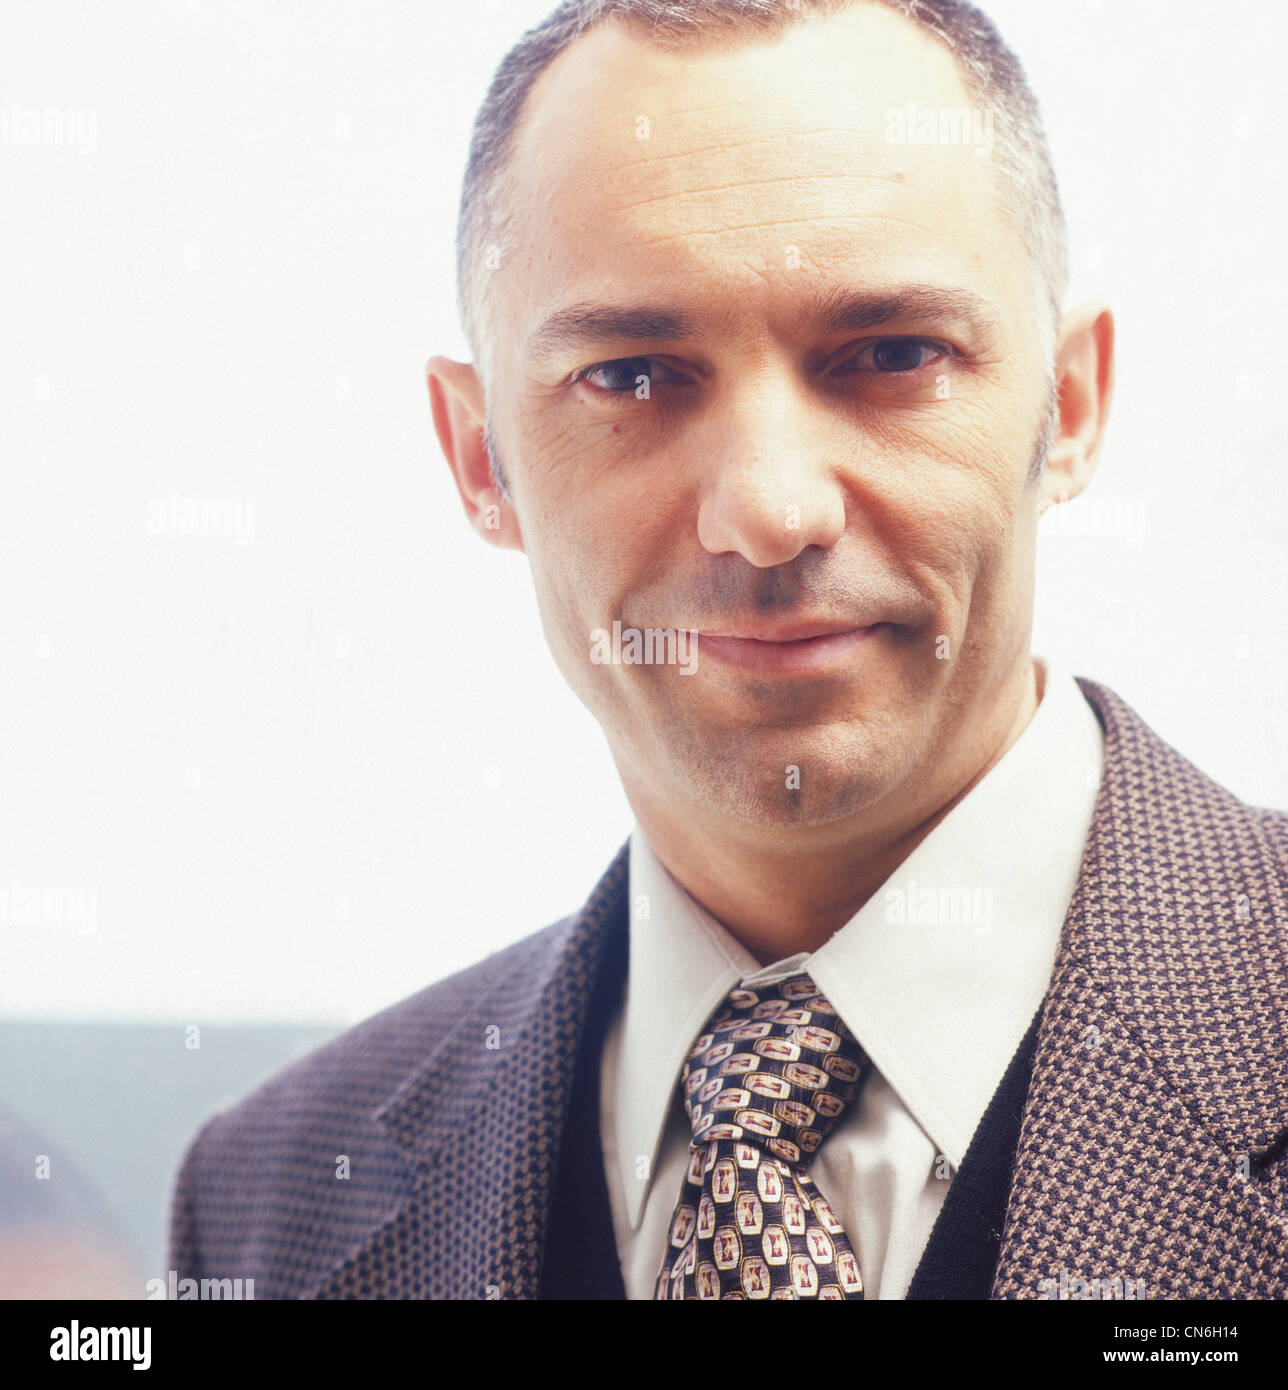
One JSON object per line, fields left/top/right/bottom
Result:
{"left": 815, "top": 284, "right": 997, "bottom": 340}
{"left": 527, "top": 304, "right": 694, "bottom": 360}
{"left": 525, "top": 283, "right": 999, "bottom": 361}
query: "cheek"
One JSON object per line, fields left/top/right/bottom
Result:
{"left": 513, "top": 401, "right": 636, "bottom": 531}
{"left": 859, "top": 461, "right": 1030, "bottom": 636}
{"left": 520, "top": 490, "right": 640, "bottom": 675}
{"left": 516, "top": 412, "right": 682, "bottom": 599}
{"left": 932, "top": 501, "right": 1034, "bottom": 643}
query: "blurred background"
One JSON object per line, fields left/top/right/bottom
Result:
{"left": 2, "top": 0, "right": 1286, "bottom": 1295}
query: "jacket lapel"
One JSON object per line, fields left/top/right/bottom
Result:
{"left": 992, "top": 677, "right": 1288, "bottom": 1297}
{"left": 303, "top": 842, "right": 630, "bottom": 1299}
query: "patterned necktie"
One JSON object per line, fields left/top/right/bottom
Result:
{"left": 654, "top": 970, "right": 874, "bottom": 1300}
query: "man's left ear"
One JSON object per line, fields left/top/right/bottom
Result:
{"left": 1039, "top": 303, "right": 1115, "bottom": 507}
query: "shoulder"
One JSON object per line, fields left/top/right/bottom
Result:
{"left": 193, "top": 911, "right": 578, "bottom": 1150}
{"left": 167, "top": 912, "right": 580, "bottom": 1291}
{"left": 1074, "top": 674, "right": 1288, "bottom": 953}
{"left": 1078, "top": 675, "right": 1287, "bottom": 819}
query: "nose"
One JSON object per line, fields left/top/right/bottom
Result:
{"left": 695, "top": 374, "right": 847, "bottom": 568}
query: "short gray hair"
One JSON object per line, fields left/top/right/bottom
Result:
{"left": 458, "top": 0, "right": 1069, "bottom": 477}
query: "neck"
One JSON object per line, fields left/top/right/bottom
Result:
{"left": 627, "top": 657, "right": 1043, "bottom": 965}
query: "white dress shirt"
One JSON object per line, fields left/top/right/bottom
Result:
{"left": 598, "top": 653, "right": 1105, "bottom": 1298}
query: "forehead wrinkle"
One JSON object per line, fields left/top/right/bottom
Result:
{"left": 593, "top": 124, "right": 884, "bottom": 176}
{"left": 610, "top": 170, "right": 900, "bottom": 218}
{"left": 562, "top": 129, "right": 908, "bottom": 213}
{"left": 602, "top": 210, "right": 935, "bottom": 253}
{"left": 593, "top": 186, "right": 988, "bottom": 259}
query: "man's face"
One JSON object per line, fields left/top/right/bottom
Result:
{"left": 485, "top": 6, "right": 1058, "bottom": 832}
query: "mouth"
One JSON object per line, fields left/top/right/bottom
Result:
{"left": 695, "top": 622, "right": 887, "bottom": 674}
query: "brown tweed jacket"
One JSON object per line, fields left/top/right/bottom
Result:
{"left": 168, "top": 677, "right": 1288, "bottom": 1298}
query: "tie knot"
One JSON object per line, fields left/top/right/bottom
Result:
{"left": 681, "top": 971, "right": 871, "bottom": 1166}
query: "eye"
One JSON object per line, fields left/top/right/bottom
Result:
{"left": 572, "top": 356, "right": 688, "bottom": 393}
{"left": 834, "top": 338, "right": 951, "bottom": 374}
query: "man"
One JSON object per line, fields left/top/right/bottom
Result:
{"left": 168, "top": 0, "right": 1288, "bottom": 1299}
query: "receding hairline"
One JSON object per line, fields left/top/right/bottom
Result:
{"left": 458, "top": 0, "right": 1069, "bottom": 392}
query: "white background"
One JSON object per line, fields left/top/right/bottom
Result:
{"left": 3, "top": 0, "right": 1286, "bottom": 1026}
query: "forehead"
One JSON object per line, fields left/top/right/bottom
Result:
{"left": 497, "top": 5, "right": 1027, "bottom": 360}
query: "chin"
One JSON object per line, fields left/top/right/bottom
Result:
{"left": 689, "top": 773, "right": 895, "bottom": 832}
{"left": 674, "top": 728, "right": 906, "bottom": 831}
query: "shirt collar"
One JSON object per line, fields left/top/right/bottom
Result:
{"left": 614, "top": 830, "right": 759, "bottom": 1228}
{"left": 613, "top": 655, "right": 1104, "bottom": 1227}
